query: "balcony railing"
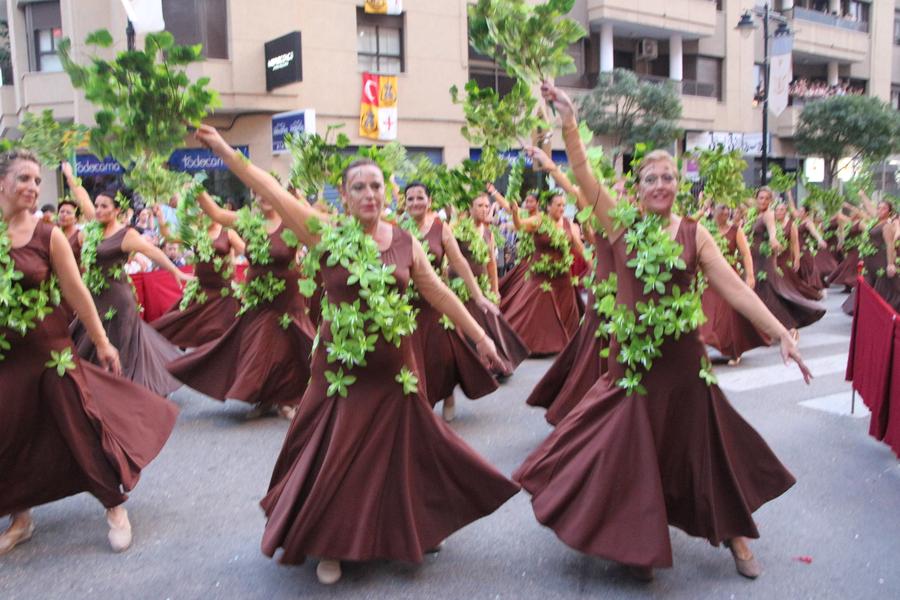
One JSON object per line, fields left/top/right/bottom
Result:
{"left": 790, "top": 7, "right": 868, "bottom": 33}
{"left": 636, "top": 73, "right": 719, "bottom": 100}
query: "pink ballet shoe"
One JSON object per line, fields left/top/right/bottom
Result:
{"left": 0, "top": 518, "right": 34, "bottom": 556}
{"left": 316, "top": 559, "right": 342, "bottom": 584}
{"left": 107, "top": 508, "right": 132, "bottom": 553}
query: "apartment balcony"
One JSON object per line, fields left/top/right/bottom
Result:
{"left": 19, "top": 71, "right": 75, "bottom": 118}
{"left": 587, "top": 0, "right": 717, "bottom": 39}
{"left": 789, "top": 7, "right": 868, "bottom": 63}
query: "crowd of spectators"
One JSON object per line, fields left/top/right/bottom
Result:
{"left": 789, "top": 78, "right": 865, "bottom": 104}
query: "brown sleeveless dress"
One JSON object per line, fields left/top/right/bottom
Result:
{"left": 151, "top": 228, "right": 240, "bottom": 347}
{"left": 500, "top": 217, "right": 581, "bottom": 355}
{"left": 796, "top": 221, "right": 826, "bottom": 291}
{"left": 72, "top": 227, "right": 184, "bottom": 396}
{"left": 453, "top": 224, "right": 529, "bottom": 373}
{"left": 526, "top": 230, "right": 610, "bottom": 425}
{"left": 816, "top": 216, "right": 841, "bottom": 278}
{"left": 776, "top": 217, "right": 822, "bottom": 301}
{"left": 260, "top": 225, "right": 518, "bottom": 564}
{"left": 699, "top": 224, "right": 770, "bottom": 360}
{"left": 844, "top": 221, "right": 900, "bottom": 314}
{"left": 166, "top": 223, "right": 314, "bottom": 410}
{"left": 750, "top": 216, "right": 825, "bottom": 329}
{"left": 408, "top": 218, "right": 498, "bottom": 405}
{"left": 515, "top": 219, "right": 795, "bottom": 569}
{"left": 1, "top": 221, "right": 178, "bottom": 515}
{"left": 828, "top": 222, "right": 862, "bottom": 288}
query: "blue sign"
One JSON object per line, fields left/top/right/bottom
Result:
{"left": 467, "top": 148, "right": 570, "bottom": 168}
{"left": 75, "top": 146, "right": 250, "bottom": 176}
{"left": 272, "top": 109, "right": 315, "bottom": 154}
{"left": 169, "top": 146, "right": 249, "bottom": 173}
{"left": 74, "top": 154, "right": 124, "bottom": 176}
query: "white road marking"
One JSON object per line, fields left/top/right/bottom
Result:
{"left": 715, "top": 354, "right": 849, "bottom": 392}
{"left": 799, "top": 391, "right": 871, "bottom": 419}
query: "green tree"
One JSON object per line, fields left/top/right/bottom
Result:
{"left": 795, "top": 95, "right": 900, "bottom": 188}
{"left": 578, "top": 69, "right": 682, "bottom": 168}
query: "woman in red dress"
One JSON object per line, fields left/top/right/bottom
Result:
{"left": 516, "top": 83, "right": 811, "bottom": 582}
{"left": 196, "top": 125, "right": 518, "bottom": 585}
{"left": 1, "top": 150, "right": 178, "bottom": 555}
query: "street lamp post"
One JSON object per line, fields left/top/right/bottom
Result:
{"left": 736, "top": 3, "right": 790, "bottom": 187}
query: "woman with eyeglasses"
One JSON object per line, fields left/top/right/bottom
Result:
{"left": 515, "top": 82, "right": 811, "bottom": 582}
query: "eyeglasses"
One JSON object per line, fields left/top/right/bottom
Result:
{"left": 640, "top": 173, "right": 677, "bottom": 186}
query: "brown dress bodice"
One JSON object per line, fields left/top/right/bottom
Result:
{"left": 194, "top": 227, "right": 234, "bottom": 289}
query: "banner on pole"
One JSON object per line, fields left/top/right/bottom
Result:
{"left": 120, "top": 0, "right": 165, "bottom": 33}
{"left": 364, "top": 0, "right": 403, "bottom": 15}
{"left": 359, "top": 72, "right": 398, "bottom": 141}
{"left": 769, "top": 34, "right": 793, "bottom": 118}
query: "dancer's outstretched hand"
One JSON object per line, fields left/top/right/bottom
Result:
{"left": 475, "top": 295, "right": 500, "bottom": 316}
{"left": 195, "top": 125, "right": 232, "bottom": 156}
{"left": 779, "top": 330, "right": 812, "bottom": 384}
{"left": 475, "top": 335, "right": 507, "bottom": 374}
{"left": 540, "top": 81, "right": 576, "bottom": 122}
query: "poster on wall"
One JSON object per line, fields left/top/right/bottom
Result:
{"left": 364, "top": 0, "right": 402, "bottom": 15}
{"left": 272, "top": 109, "right": 316, "bottom": 154}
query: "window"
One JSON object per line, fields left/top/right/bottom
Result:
{"left": 357, "top": 8, "right": 404, "bottom": 74}
{"left": 895, "top": 10, "right": 900, "bottom": 45}
{"left": 23, "top": 1, "right": 62, "bottom": 72}
{"left": 162, "top": 0, "right": 228, "bottom": 59}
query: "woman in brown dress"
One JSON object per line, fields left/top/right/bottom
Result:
{"left": 499, "top": 193, "right": 584, "bottom": 355}
{"left": 516, "top": 83, "right": 811, "bottom": 582}
{"left": 450, "top": 194, "right": 529, "bottom": 374}
{"left": 774, "top": 203, "right": 822, "bottom": 301}
{"left": 72, "top": 190, "right": 192, "bottom": 396}
{"left": 827, "top": 213, "right": 863, "bottom": 291}
{"left": 402, "top": 182, "right": 499, "bottom": 421}
{"left": 150, "top": 206, "right": 244, "bottom": 347}
{"left": 166, "top": 191, "right": 315, "bottom": 420}
{"left": 749, "top": 188, "right": 825, "bottom": 330}
{"left": 195, "top": 125, "right": 518, "bottom": 585}
{"left": 0, "top": 150, "right": 178, "bottom": 555}
{"left": 700, "top": 204, "right": 770, "bottom": 364}
{"left": 855, "top": 198, "right": 900, "bottom": 311}
{"left": 523, "top": 146, "right": 611, "bottom": 424}
{"left": 793, "top": 205, "right": 829, "bottom": 292}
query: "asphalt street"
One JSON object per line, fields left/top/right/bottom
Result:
{"left": 2, "top": 287, "right": 899, "bottom": 599}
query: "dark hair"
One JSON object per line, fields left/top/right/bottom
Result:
{"left": 40, "top": 204, "right": 56, "bottom": 213}
{"left": 0, "top": 149, "right": 40, "bottom": 179}
{"left": 404, "top": 180, "right": 430, "bottom": 196}
{"left": 340, "top": 158, "right": 381, "bottom": 189}
{"left": 58, "top": 198, "right": 79, "bottom": 214}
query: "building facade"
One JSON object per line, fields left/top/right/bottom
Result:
{"left": 0, "top": 0, "right": 897, "bottom": 206}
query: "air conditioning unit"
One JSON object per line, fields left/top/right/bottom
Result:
{"left": 636, "top": 39, "right": 658, "bottom": 61}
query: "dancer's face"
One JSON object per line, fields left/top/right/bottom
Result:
{"left": 548, "top": 195, "right": 566, "bottom": 221}
{"left": 637, "top": 160, "right": 677, "bottom": 216}
{"left": 94, "top": 195, "right": 119, "bottom": 225}
{"left": 755, "top": 190, "right": 772, "bottom": 211}
{"left": 714, "top": 204, "right": 729, "bottom": 226}
{"left": 524, "top": 195, "right": 538, "bottom": 213}
{"left": 341, "top": 165, "right": 385, "bottom": 227}
{"left": 471, "top": 195, "right": 490, "bottom": 224}
{"left": 404, "top": 185, "right": 430, "bottom": 219}
{"left": 774, "top": 204, "right": 787, "bottom": 221}
{"left": 57, "top": 203, "right": 77, "bottom": 228}
{"left": 0, "top": 159, "right": 41, "bottom": 216}
{"left": 877, "top": 201, "right": 891, "bottom": 221}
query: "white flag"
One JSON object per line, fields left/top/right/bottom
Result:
{"left": 768, "top": 34, "right": 793, "bottom": 118}
{"left": 120, "top": 0, "right": 165, "bottom": 34}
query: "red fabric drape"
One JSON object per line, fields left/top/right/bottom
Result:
{"left": 131, "top": 264, "right": 248, "bottom": 322}
{"left": 883, "top": 325, "right": 900, "bottom": 457}
{"left": 845, "top": 278, "right": 898, "bottom": 444}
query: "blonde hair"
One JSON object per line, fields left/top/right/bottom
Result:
{"left": 637, "top": 149, "right": 677, "bottom": 180}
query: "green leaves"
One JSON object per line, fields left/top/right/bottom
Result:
{"left": 45, "top": 347, "right": 77, "bottom": 377}
{"left": 696, "top": 146, "right": 748, "bottom": 210}
{"left": 395, "top": 366, "right": 419, "bottom": 395}
{"left": 19, "top": 110, "right": 89, "bottom": 167}
{"left": 325, "top": 367, "right": 356, "bottom": 398}
{"left": 451, "top": 79, "right": 543, "bottom": 150}
{"left": 59, "top": 28, "right": 219, "bottom": 201}
{"left": 78, "top": 221, "right": 109, "bottom": 295}
{"left": 122, "top": 154, "right": 191, "bottom": 207}
{"left": 468, "top": 0, "right": 586, "bottom": 85}
{"left": 528, "top": 214, "right": 574, "bottom": 280}
{"left": 285, "top": 124, "right": 349, "bottom": 199}
{"left": 699, "top": 356, "right": 718, "bottom": 386}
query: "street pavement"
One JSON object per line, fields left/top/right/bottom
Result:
{"left": 2, "top": 288, "right": 899, "bottom": 599}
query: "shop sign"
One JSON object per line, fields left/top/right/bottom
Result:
{"left": 272, "top": 109, "right": 316, "bottom": 154}
{"left": 265, "top": 32, "right": 302, "bottom": 91}
{"left": 75, "top": 146, "right": 249, "bottom": 176}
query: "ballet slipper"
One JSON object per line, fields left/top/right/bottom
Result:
{"left": 316, "top": 559, "right": 342, "bottom": 584}
{"left": 0, "top": 514, "right": 35, "bottom": 556}
{"left": 724, "top": 539, "right": 762, "bottom": 579}
{"left": 106, "top": 507, "right": 132, "bottom": 553}
{"left": 442, "top": 396, "right": 456, "bottom": 422}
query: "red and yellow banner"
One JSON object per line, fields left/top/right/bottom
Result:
{"left": 359, "top": 72, "right": 398, "bottom": 141}
{"left": 364, "top": 0, "right": 402, "bottom": 15}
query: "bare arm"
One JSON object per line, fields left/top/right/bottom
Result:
{"left": 197, "top": 191, "right": 238, "bottom": 228}
{"left": 790, "top": 222, "right": 801, "bottom": 270}
{"left": 486, "top": 231, "right": 500, "bottom": 297}
{"left": 541, "top": 82, "right": 618, "bottom": 237}
{"left": 61, "top": 162, "right": 96, "bottom": 221}
{"left": 884, "top": 220, "right": 897, "bottom": 277}
{"left": 409, "top": 237, "right": 504, "bottom": 370}
{"left": 569, "top": 221, "right": 585, "bottom": 259}
{"left": 696, "top": 224, "right": 811, "bottom": 382}
{"left": 195, "top": 125, "right": 323, "bottom": 247}
{"left": 227, "top": 228, "right": 246, "bottom": 257}
{"left": 735, "top": 227, "right": 755, "bottom": 288}
{"left": 858, "top": 190, "right": 877, "bottom": 218}
{"left": 763, "top": 210, "right": 783, "bottom": 254}
{"left": 49, "top": 227, "right": 121, "bottom": 374}
{"left": 786, "top": 190, "right": 799, "bottom": 219}
{"left": 122, "top": 228, "right": 192, "bottom": 283}
{"left": 442, "top": 224, "right": 488, "bottom": 304}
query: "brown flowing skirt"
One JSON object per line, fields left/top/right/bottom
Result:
{"left": 462, "top": 298, "right": 529, "bottom": 376}
{"left": 700, "top": 287, "right": 771, "bottom": 360}
{"left": 828, "top": 249, "right": 860, "bottom": 288}
{"left": 526, "top": 299, "right": 606, "bottom": 425}
{"left": 151, "top": 292, "right": 239, "bottom": 348}
{"left": 515, "top": 332, "right": 795, "bottom": 568}
{"left": 1, "top": 311, "right": 178, "bottom": 515}
{"left": 500, "top": 271, "right": 580, "bottom": 356}
{"left": 260, "top": 337, "right": 519, "bottom": 564}
{"left": 409, "top": 301, "right": 498, "bottom": 405}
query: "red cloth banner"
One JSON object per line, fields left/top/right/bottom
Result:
{"left": 883, "top": 325, "right": 900, "bottom": 457}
